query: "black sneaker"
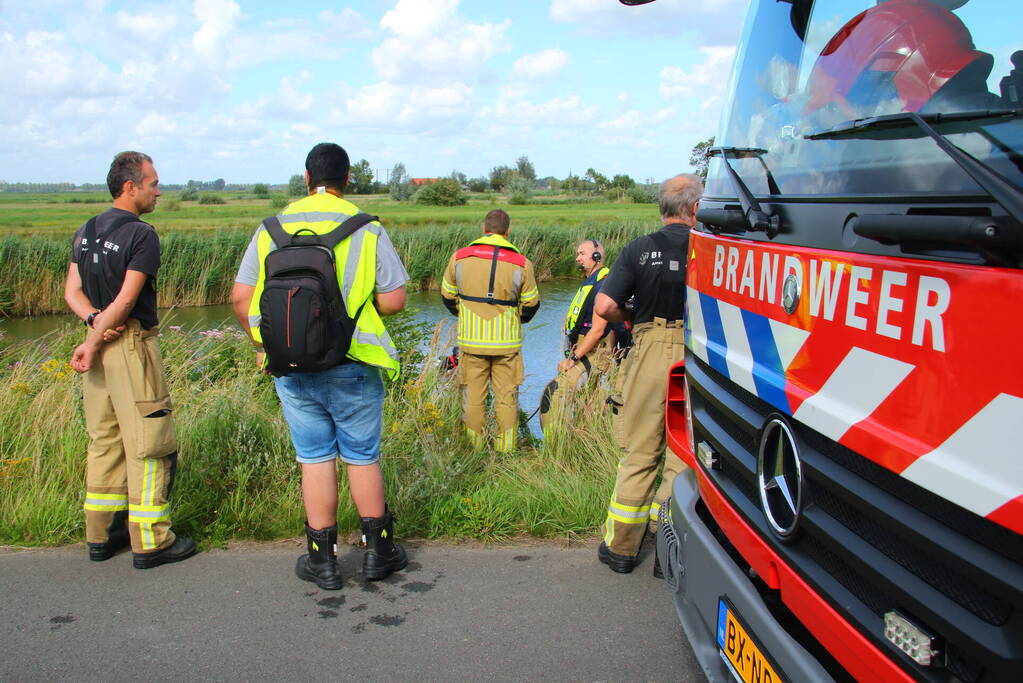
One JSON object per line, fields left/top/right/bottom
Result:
{"left": 597, "top": 542, "right": 637, "bottom": 574}
{"left": 88, "top": 536, "right": 129, "bottom": 562}
{"left": 133, "top": 537, "right": 196, "bottom": 569}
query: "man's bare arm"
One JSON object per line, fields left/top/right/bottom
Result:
{"left": 594, "top": 292, "right": 628, "bottom": 323}
{"left": 70, "top": 270, "right": 148, "bottom": 372}
{"left": 375, "top": 286, "right": 406, "bottom": 316}
{"left": 64, "top": 264, "right": 96, "bottom": 321}
{"left": 231, "top": 282, "right": 257, "bottom": 342}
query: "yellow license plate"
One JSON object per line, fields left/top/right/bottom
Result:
{"left": 717, "top": 599, "right": 785, "bottom": 683}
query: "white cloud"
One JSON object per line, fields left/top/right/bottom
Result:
{"left": 660, "top": 45, "right": 736, "bottom": 98}
{"left": 135, "top": 111, "right": 180, "bottom": 137}
{"left": 114, "top": 10, "right": 178, "bottom": 40}
{"left": 372, "top": 0, "right": 510, "bottom": 84}
{"left": 191, "top": 0, "right": 240, "bottom": 61}
{"left": 550, "top": 0, "right": 748, "bottom": 43}
{"left": 600, "top": 106, "right": 674, "bottom": 132}
{"left": 318, "top": 8, "right": 374, "bottom": 41}
{"left": 482, "top": 94, "right": 599, "bottom": 127}
{"left": 332, "top": 81, "right": 476, "bottom": 134}
{"left": 512, "top": 49, "right": 569, "bottom": 80}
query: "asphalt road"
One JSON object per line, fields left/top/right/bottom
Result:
{"left": 0, "top": 540, "right": 706, "bottom": 682}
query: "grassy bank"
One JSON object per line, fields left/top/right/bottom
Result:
{"left": 0, "top": 316, "right": 621, "bottom": 547}
{"left": 0, "top": 219, "right": 650, "bottom": 317}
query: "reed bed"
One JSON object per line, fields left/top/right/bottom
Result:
{"left": 0, "top": 315, "right": 623, "bottom": 547}
{"left": 0, "top": 220, "right": 651, "bottom": 317}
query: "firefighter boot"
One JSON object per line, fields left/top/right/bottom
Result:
{"left": 598, "top": 542, "right": 637, "bottom": 574}
{"left": 360, "top": 507, "right": 408, "bottom": 581}
{"left": 88, "top": 509, "right": 130, "bottom": 561}
{"left": 295, "top": 524, "right": 342, "bottom": 590}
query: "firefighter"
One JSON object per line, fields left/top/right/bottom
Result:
{"left": 539, "top": 239, "right": 616, "bottom": 433}
{"left": 594, "top": 173, "right": 701, "bottom": 576}
{"left": 441, "top": 209, "right": 540, "bottom": 452}
{"left": 66, "top": 151, "right": 196, "bottom": 568}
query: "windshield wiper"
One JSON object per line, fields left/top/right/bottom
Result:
{"left": 701, "top": 147, "right": 782, "bottom": 238}
{"left": 807, "top": 109, "right": 1023, "bottom": 226}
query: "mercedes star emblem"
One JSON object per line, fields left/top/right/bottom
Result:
{"left": 757, "top": 417, "right": 804, "bottom": 539}
{"left": 782, "top": 273, "right": 800, "bottom": 315}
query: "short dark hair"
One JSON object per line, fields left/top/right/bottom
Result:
{"left": 305, "top": 143, "right": 350, "bottom": 191}
{"left": 107, "top": 151, "right": 153, "bottom": 199}
{"left": 484, "top": 209, "right": 510, "bottom": 235}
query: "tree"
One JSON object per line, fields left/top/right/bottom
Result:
{"left": 515, "top": 156, "right": 536, "bottom": 183}
{"left": 179, "top": 186, "right": 198, "bottom": 201}
{"left": 561, "top": 173, "right": 587, "bottom": 194}
{"left": 467, "top": 176, "right": 489, "bottom": 193}
{"left": 212, "top": 178, "right": 226, "bottom": 191}
{"left": 413, "top": 178, "right": 467, "bottom": 206}
{"left": 690, "top": 136, "right": 715, "bottom": 180}
{"left": 489, "top": 165, "right": 517, "bottom": 192}
{"left": 611, "top": 174, "right": 636, "bottom": 190}
{"left": 388, "top": 163, "right": 413, "bottom": 201}
{"left": 507, "top": 176, "right": 533, "bottom": 205}
{"left": 585, "top": 168, "right": 610, "bottom": 193}
{"left": 449, "top": 170, "right": 467, "bottom": 187}
{"left": 349, "top": 159, "right": 374, "bottom": 194}
{"left": 253, "top": 183, "right": 269, "bottom": 198}
{"left": 288, "top": 174, "right": 306, "bottom": 197}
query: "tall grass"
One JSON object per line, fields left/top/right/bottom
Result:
{"left": 0, "top": 315, "right": 622, "bottom": 547}
{"left": 0, "top": 220, "right": 651, "bottom": 317}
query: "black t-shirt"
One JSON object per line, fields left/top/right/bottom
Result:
{"left": 70, "top": 208, "right": 161, "bottom": 329}
{"left": 601, "top": 223, "right": 691, "bottom": 325}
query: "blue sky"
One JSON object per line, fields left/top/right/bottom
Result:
{"left": 0, "top": 0, "right": 749, "bottom": 185}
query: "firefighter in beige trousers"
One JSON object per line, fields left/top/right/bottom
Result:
{"left": 593, "top": 173, "right": 702, "bottom": 575}
{"left": 441, "top": 209, "right": 540, "bottom": 452}
{"left": 67, "top": 151, "right": 195, "bottom": 569}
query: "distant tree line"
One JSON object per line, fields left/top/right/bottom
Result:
{"left": 2, "top": 139, "right": 714, "bottom": 200}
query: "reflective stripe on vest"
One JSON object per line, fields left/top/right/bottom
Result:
{"left": 564, "top": 266, "right": 610, "bottom": 337}
{"left": 246, "top": 194, "right": 400, "bottom": 379}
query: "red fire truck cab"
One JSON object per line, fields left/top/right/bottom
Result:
{"left": 623, "top": 0, "right": 1023, "bottom": 681}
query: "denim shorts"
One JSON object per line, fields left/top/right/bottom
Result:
{"left": 273, "top": 363, "right": 384, "bottom": 465}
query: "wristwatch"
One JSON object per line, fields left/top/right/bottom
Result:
{"left": 85, "top": 311, "right": 99, "bottom": 328}
{"left": 570, "top": 352, "right": 579, "bottom": 362}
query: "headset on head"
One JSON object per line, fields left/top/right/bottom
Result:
{"left": 588, "top": 239, "right": 602, "bottom": 263}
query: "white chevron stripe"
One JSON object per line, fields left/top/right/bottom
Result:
{"left": 686, "top": 288, "right": 710, "bottom": 364}
{"left": 768, "top": 318, "right": 810, "bottom": 371}
{"left": 793, "top": 347, "right": 913, "bottom": 442}
{"left": 901, "top": 393, "right": 1023, "bottom": 516}
{"left": 718, "top": 299, "right": 757, "bottom": 396}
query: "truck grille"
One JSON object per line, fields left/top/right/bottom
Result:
{"left": 687, "top": 353, "right": 1023, "bottom": 683}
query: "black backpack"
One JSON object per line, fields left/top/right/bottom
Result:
{"left": 258, "top": 212, "right": 377, "bottom": 376}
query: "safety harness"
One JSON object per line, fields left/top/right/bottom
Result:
{"left": 454, "top": 244, "right": 527, "bottom": 306}
{"left": 78, "top": 214, "right": 144, "bottom": 310}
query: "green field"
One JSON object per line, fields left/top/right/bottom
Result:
{"left": 0, "top": 191, "right": 658, "bottom": 234}
{"left": 0, "top": 192, "right": 659, "bottom": 317}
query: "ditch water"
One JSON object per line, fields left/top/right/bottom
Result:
{"left": 0, "top": 280, "right": 583, "bottom": 433}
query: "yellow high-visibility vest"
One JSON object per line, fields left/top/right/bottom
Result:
{"left": 564, "top": 266, "right": 610, "bottom": 340}
{"left": 246, "top": 193, "right": 400, "bottom": 379}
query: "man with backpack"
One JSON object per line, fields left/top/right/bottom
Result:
{"left": 231, "top": 143, "right": 409, "bottom": 590}
{"left": 66, "top": 151, "right": 196, "bottom": 568}
{"left": 593, "top": 174, "right": 701, "bottom": 577}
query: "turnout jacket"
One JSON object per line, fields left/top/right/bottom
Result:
{"left": 441, "top": 233, "right": 540, "bottom": 355}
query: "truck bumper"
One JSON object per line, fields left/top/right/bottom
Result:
{"left": 657, "top": 468, "right": 834, "bottom": 683}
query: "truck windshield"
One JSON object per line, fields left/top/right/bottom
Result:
{"left": 706, "top": 0, "right": 1023, "bottom": 199}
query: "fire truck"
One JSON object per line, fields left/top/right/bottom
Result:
{"left": 621, "top": 0, "right": 1023, "bottom": 681}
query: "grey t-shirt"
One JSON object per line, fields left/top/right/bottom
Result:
{"left": 235, "top": 220, "right": 408, "bottom": 293}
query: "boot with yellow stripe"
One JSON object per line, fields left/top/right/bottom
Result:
{"left": 360, "top": 506, "right": 407, "bottom": 581}
{"left": 296, "top": 523, "right": 343, "bottom": 590}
